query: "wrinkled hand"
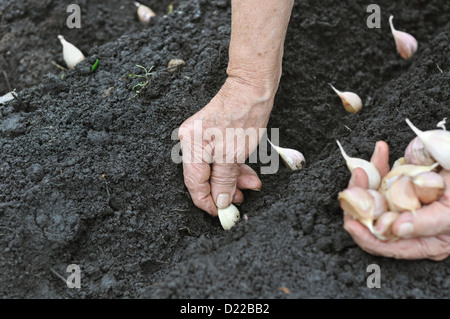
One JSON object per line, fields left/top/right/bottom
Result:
{"left": 344, "top": 141, "right": 450, "bottom": 260}
{"left": 179, "top": 77, "right": 275, "bottom": 216}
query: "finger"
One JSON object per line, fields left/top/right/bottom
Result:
{"left": 348, "top": 167, "right": 369, "bottom": 188}
{"left": 232, "top": 189, "right": 244, "bottom": 205}
{"left": 343, "top": 216, "right": 439, "bottom": 259}
{"left": 210, "top": 162, "right": 240, "bottom": 209}
{"left": 370, "top": 141, "right": 390, "bottom": 178}
{"left": 392, "top": 202, "right": 450, "bottom": 238}
{"left": 182, "top": 162, "right": 218, "bottom": 216}
{"left": 236, "top": 164, "right": 262, "bottom": 190}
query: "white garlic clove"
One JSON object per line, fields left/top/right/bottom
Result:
{"left": 269, "top": 140, "right": 305, "bottom": 170}
{"left": 367, "top": 189, "right": 388, "bottom": 220}
{"left": 57, "top": 35, "right": 85, "bottom": 69}
{"left": 380, "top": 162, "right": 439, "bottom": 192}
{"left": 374, "top": 211, "right": 400, "bottom": 241}
{"left": 412, "top": 171, "right": 446, "bottom": 204}
{"left": 329, "top": 84, "right": 362, "bottom": 114}
{"left": 392, "top": 157, "right": 407, "bottom": 169}
{"left": 218, "top": 204, "right": 240, "bottom": 230}
{"left": 385, "top": 175, "right": 421, "bottom": 215}
{"left": 134, "top": 1, "right": 156, "bottom": 24}
{"left": 406, "top": 118, "right": 450, "bottom": 170}
{"left": 389, "top": 15, "right": 418, "bottom": 59}
{"left": 338, "top": 187, "right": 383, "bottom": 239}
{"left": 336, "top": 140, "right": 381, "bottom": 189}
{"left": 404, "top": 136, "right": 436, "bottom": 166}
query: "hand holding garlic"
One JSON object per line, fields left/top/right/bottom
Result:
{"left": 342, "top": 141, "right": 450, "bottom": 261}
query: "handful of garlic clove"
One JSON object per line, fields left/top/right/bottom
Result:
{"left": 339, "top": 120, "right": 449, "bottom": 240}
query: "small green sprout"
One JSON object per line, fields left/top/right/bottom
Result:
{"left": 127, "top": 65, "right": 154, "bottom": 99}
{"left": 91, "top": 59, "right": 99, "bottom": 72}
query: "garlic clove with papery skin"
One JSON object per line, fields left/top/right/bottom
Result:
{"left": 412, "top": 171, "right": 446, "bottom": 204}
{"left": 134, "top": 1, "right": 156, "bottom": 24}
{"left": 406, "top": 118, "right": 450, "bottom": 170}
{"left": 367, "top": 189, "right": 388, "bottom": 219}
{"left": 380, "top": 163, "right": 439, "bottom": 192}
{"left": 57, "top": 35, "right": 85, "bottom": 69}
{"left": 385, "top": 175, "right": 421, "bottom": 215}
{"left": 404, "top": 136, "right": 436, "bottom": 166}
{"left": 392, "top": 157, "right": 407, "bottom": 169}
{"left": 218, "top": 204, "right": 240, "bottom": 230}
{"left": 268, "top": 140, "right": 305, "bottom": 170}
{"left": 329, "top": 84, "right": 362, "bottom": 114}
{"left": 338, "top": 187, "right": 385, "bottom": 239}
{"left": 336, "top": 140, "right": 381, "bottom": 190}
{"left": 374, "top": 211, "right": 400, "bottom": 241}
{"left": 389, "top": 15, "right": 418, "bottom": 59}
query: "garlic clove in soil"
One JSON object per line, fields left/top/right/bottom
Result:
{"left": 406, "top": 118, "right": 450, "bottom": 170}
{"left": 374, "top": 211, "right": 400, "bottom": 241}
{"left": 367, "top": 189, "right": 388, "bottom": 219}
{"left": 336, "top": 140, "right": 381, "bottom": 190}
{"left": 268, "top": 140, "right": 305, "bottom": 170}
{"left": 412, "top": 171, "right": 446, "bottom": 204}
{"left": 338, "top": 187, "right": 383, "bottom": 239}
{"left": 385, "top": 175, "right": 421, "bottom": 215}
{"left": 389, "top": 15, "right": 418, "bottom": 59}
{"left": 57, "top": 35, "right": 85, "bottom": 69}
{"left": 329, "top": 84, "right": 362, "bottom": 114}
{"left": 404, "top": 136, "right": 436, "bottom": 166}
{"left": 380, "top": 163, "right": 439, "bottom": 192}
{"left": 134, "top": 1, "right": 156, "bottom": 24}
{"left": 218, "top": 204, "right": 240, "bottom": 230}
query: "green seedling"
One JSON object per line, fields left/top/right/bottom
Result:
{"left": 127, "top": 64, "right": 154, "bottom": 99}
{"left": 91, "top": 59, "right": 99, "bottom": 72}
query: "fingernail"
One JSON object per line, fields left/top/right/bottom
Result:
{"left": 216, "top": 193, "right": 231, "bottom": 209}
{"left": 397, "top": 222, "right": 414, "bottom": 237}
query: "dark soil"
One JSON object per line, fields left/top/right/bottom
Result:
{"left": 1, "top": 0, "right": 449, "bottom": 298}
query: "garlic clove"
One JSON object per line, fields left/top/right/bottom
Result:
{"left": 134, "top": 1, "right": 156, "bottom": 24}
{"left": 437, "top": 118, "right": 447, "bottom": 131}
{"left": 392, "top": 157, "right": 407, "bottom": 169}
{"left": 338, "top": 187, "right": 381, "bottom": 238}
{"left": 380, "top": 163, "right": 439, "bottom": 192}
{"left": 406, "top": 118, "right": 450, "bottom": 170}
{"left": 367, "top": 189, "right": 388, "bottom": 220}
{"left": 268, "top": 140, "right": 305, "bottom": 170}
{"left": 329, "top": 84, "right": 362, "bottom": 114}
{"left": 57, "top": 35, "right": 85, "bottom": 69}
{"left": 389, "top": 15, "right": 418, "bottom": 59}
{"left": 385, "top": 175, "right": 421, "bottom": 215}
{"left": 336, "top": 140, "right": 381, "bottom": 189}
{"left": 404, "top": 136, "right": 436, "bottom": 166}
{"left": 218, "top": 204, "right": 240, "bottom": 230}
{"left": 412, "top": 171, "right": 446, "bottom": 204}
{"left": 374, "top": 211, "right": 400, "bottom": 240}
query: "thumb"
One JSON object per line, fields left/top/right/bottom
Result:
{"left": 210, "top": 163, "right": 240, "bottom": 209}
{"left": 392, "top": 201, "right": 450, "bottom": 238}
